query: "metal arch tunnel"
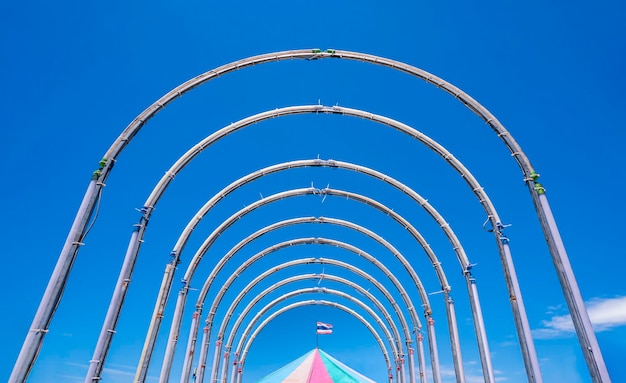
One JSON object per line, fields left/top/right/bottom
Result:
{"left": 233, "top": 299, "right": 396, "bottom": 383}
{"left": 178, "top": 214, "right": 443, "bottom": 383}
{"left": 99, "top": 106, "right": 518, "bottom": 383}
{"left": 144, "top": 156, "right": 480, "bottom": 383}
{"left": 207, "top": 247, "right": 421, "bottom": 383}
{"left": 101, "top": 104, "right": 533, "bottom": 383}
{"left": 130, "top": 111, "right": 525, "bottom": 383}
{"left": 157, "top": 186, "right": 475, "bottom": 383}
{"left": 220, "top": 287, "right": 402, "bottom": 383}
{"left": 205, "top": 270, "right": 424, "bottom": 383}
{"left": 155, "top": 156, "right": 497, "bottom": 383}
{"left": 192, "top": 265, "right": 404, "bottom": 383}
{"left": 10, "top": 50, "right": 607, "bottom": 383}
{"left": 186, "top": 246, "right": 427, "bottom": 383}
{"left": 221, "top": 289, "right": 399, "bottom": 383}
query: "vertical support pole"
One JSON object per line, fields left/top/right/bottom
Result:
{"left": 444, "top": 293, "right": 465, "bottom": 383}
{"left": 236, "top": 360, "right": 244, "bottom": 383}
{"left": 10, "top": 178, "right": 101, "bottom": 383}
{"left": 530, "top": 179, "right": 611, "bottom": 383}
{"left": 85, "top": 213, "right": 148, "bottom": 383}
{"left": 159, "top": 286, "right": 189, "bottom": 383}
{"left": 229, "top": 353, "right": 239, "bottom": 383}
{"left": 464, "top": 271, "right": 496, "bottom": 383}
{"left": 220, "top": 349, "right": 231, "bottom": 383}
{"left": 180, "top": 309, "right": 203, "bottom": 383}
{"left": 209, "top": 339, "right": 223, "bottom": 383}
{"left": 396, "top": 356, "right": 405, "bottom": 383}
{"left": 407, "top": 343, "right": 416, "bottom": 383}
{"left": 210, "top": 339, "right": 226, "bottom": 383}
{"left": 135, "top": 262, "right": 178, "bottom": 383}
{"left": 490, "top": 219, "right": 543, "bottom": 383}
{"left": 426, "top": 315, "right": 442, "bottom": 383}
{"left": 194, "top": 325, "right": 212, "bottom": 383}
{"left": 416, "top": 333, "right": 427, "bottom": 383}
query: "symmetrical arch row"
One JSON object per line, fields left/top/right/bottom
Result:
{"left": 103, "top": 103, "right": 523, "bottom": 383}
{"left": 119, "top": 103, "right": 527, "bottom": 383}
{"left": 177, "top": 212, "right": 445, "bottom": 383}
{"left": 156, "top": 185, "right": 469, "bottom": 383}
{"left": 219, "top": 271, "right": 425, "bottom": 383}
{"left": 93, "top": 104, "right": 516, "bottom": 383}
{"left": 9, "top": 49, "right": 607, "bottom": 383}
{"left": 210, "top": 243, "right": 420, "bottom": 383}
{"left": 235, "top": 299, "right": 396, "bottom": 383}
{"left": 119, "top": 101, "right": 541, "bottom": 383}
{"left": 221, "top": 287, "right": 401, "bottom": 383}
{"left": 211, "top": 242, "right": 409, "bottom": 380}
{"left": 226, "top": 272, "right": 428, "bottom": 383}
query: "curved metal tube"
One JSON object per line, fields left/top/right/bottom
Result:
{"left": 237, "top": 299, "right": 394, "bottom": 383}
{"left": 223, "top": 288, "right": 399, "bottom": 383}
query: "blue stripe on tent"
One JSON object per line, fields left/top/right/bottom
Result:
{"left": 319, "top": 349, "right": 377, "bottom": 383}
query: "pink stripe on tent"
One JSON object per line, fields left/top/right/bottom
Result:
{"left": 307, "top": 349, "right": 333, "bottom": 383}
{"left": 283, "top": 350, "right": 316, "bottom": 383}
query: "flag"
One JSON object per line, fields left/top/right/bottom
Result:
{"left": 316, "top": 321, "right": 333, "bottom": 334}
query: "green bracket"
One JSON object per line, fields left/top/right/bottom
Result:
{"left": 92, "top": 158, "right": 108, "bottom": 180}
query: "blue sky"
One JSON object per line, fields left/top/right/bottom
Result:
{"left": 1, "top": 1, "right": 625, "bottom": 383}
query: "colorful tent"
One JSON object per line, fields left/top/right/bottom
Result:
{"left": 256, "top": 348, "right": 376, "bottom": 383}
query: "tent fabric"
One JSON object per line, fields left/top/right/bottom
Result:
{"left": 319, "top": 350, "right": 375, "bottom": 383}
{"left": 258, "top": 351, "right": 313, "bottom": 383}
{"left": 256, "top": 349, "right": 376, "bottom": 383}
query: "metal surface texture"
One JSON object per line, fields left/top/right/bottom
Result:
{"left": 9, "top": 49, "right": 606, "bottom": 383}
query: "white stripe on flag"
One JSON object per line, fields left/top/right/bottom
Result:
{"left": 316, "top": 321, "right": 333, "bottom": 334}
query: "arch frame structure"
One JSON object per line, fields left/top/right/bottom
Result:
{"left": 205, "top": 269, "right": 423, "bottom": 383}
{"left": 9, "top": 49, "right": 610, "bottom": 383}
{"left": 155, "top": 185, "right": 468, "bottom": 383}
{"left": 219, "top": 287, "right": 401, "bottom": 383}
{"left": 122, "top": 103, "right": 525, "bottom": 383}
{"left": 229, "top": 299, "right": 396, "bottom": 383}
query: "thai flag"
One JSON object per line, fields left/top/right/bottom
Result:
{"left": 316, "top": 321, "right": 333, "bottom": 334}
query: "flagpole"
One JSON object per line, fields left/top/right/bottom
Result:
{"left": 316, "top": 321, "right": 319, "bottom": 349}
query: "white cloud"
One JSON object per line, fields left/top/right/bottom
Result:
{"left": 60, "top": 362, "right": 159, "bottom": 383}
{"left": 438, "top": 364, "right": 508, "bottom": 383}
{"left": 55, "top": 374, "right": 84, "bottom": 383}
{"left": 534, "top": 296, "right": 626, "bottom": 339}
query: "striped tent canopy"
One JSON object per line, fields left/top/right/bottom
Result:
{"left": 256, "top": 348, "right": 376, "bottom": 383}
